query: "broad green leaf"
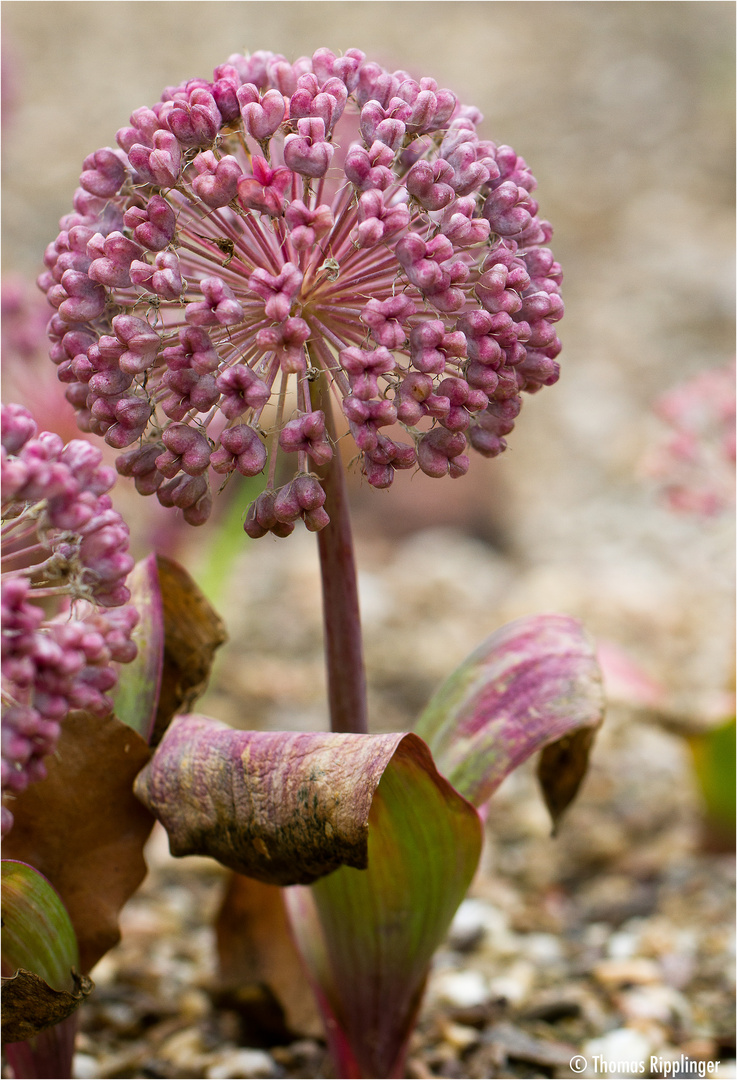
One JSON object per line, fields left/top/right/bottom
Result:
{"left": 1, "top": 861, "right": 92, "bottom": 1045}
{"left": 414, "top": 613, "right": 604, "bottom": 823}
{"left": 110, "top": 553, "right": 164, "bottom": 741}
{"left": 687, "top": 715, "right": 736, "bottom": 849}
{"left": 1, "top": 861, "right": 78, "bottom": 991}
{"left": 284, "top": 735, "right": 483, "bottom": 1080}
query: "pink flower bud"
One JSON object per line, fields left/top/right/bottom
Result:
{"left": 406, "top": 159, "right": 455, "bottom": 211}
{"left": 440, "top": 197, "right": 491, "bottom": 247}
{"left": 284, "top": 200, "right": 333, "bottom": 250}
{"left": 339, "top": 346, "right": 395, "bottom": 400}
{"left": 191, "top": 151, "right": 243, "bottom": 208}
{"left": 156, "top": 473, "right": 212, "bottom": 524}
{"left": 112, "top": 314, "right": 161, "bottom": 373}
{"left": 156, "top": 423, "right": 212, "bottom": 477}
{"left": 162, "top": 87, "right": 221, "bottom": 147}
{"left": 79, "top": 148, "right": 127, "bottom": 198}
{"left": 58, "top": 270, "right": 106, "bottom": 322}
{"left": 482, "top": 181, "right": 534, "bottom": 237}
{"left": 216, "top": 365, "right": 270, "bottom": 417}
{"left": 417, "top": 427, "right": 468, "bottom": 478}
{"left": 278, "top": 410, "right": 333, "bottom": 465}
{"left": 185, "top": 276, "right": 244, "bottom": 327}
{"left": 240, "top": 87, "right": 286, "bottom": 141}
{"left": 1, "top": 403, "right": 37, "bottom": 454}
{"left": 211, "top": 425, "right": 267, "bottom": 476}
{"left": 244, "top": 490, "right": 294, "bottom": 539}
{"left": 284, "top": 117, "right": 334, "bottom": 178}
{"left": 130, "top": 130, "right": 182, "bottom": 187}
{"left": 87, "top": 230, "right": 142, "bottom": 288}
{"left": 248, "top": 263, "right": 303, "bottom": 321}
{"left": 237, "top": 156, "right": 292, "bottom": 216}
{"left": 255, "top": 316, "right": 310, "bottom": 373}
{"left": 161, "top": 368, "right": 219, "bottom": 420}
{"left": 360, "top": 295, "right": 415, "bottom": 348}
{"left": 161, "top": 326, "right": 220, "bottom": 374}
{"left": 124, "top": 195, "right": 177, "bottom": 251}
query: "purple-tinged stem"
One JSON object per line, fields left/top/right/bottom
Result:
{"left": 3, "top": 1013, "right": 78, "bottom": 1079}
{"left": 309, "top": 373, "right": 368, "bottom": 735}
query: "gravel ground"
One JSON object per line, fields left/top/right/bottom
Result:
{"left": 2, "top": 4, "right": 734, "bottom": 1079}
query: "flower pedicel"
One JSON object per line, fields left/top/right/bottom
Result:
{"left": 39, "top": 48, "right": 563, "bottom": 537}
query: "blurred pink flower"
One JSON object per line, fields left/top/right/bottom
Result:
{"left": 648, "top": 361, "right": 735, "bottom": 517}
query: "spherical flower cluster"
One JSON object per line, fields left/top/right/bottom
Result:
{"left": 649, "top": 362, "right": 735, "bottom": 517}
{"left": 1, "top": 403, "right": 138, "bottom": 834}
{"left": 40, "top": 47, "right": 563, "bottom": 537}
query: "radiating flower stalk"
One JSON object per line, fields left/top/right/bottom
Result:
{"left": 39, "top": 47, "right": 564, "bottom": 735}
{"left": 1, "top": 403, "right": 138, "bottom": 834}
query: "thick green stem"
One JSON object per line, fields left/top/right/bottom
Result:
{"left": 309, "top": 376, "right": 368, "bottom": 735}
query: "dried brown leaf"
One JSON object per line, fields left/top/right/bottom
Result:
{"left": 151, "top": 555, "right": 227, "bottom": 745}
{"left": 1, "top": 969, "right": 93, "bottom": 1044}
{"left": 2, "top": 713, "right": 154, "bottom": 973}
{"left": 215, "top": 874, "right": 322, "bottom": 1039}
{"left": 537, "top": 726, "right": 598, "bottom": 831}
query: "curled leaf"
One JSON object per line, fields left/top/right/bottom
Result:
{"left": 134, "top": 715, "right": 415, "bottom": 885}
{"left": 413, "top": 613, "right": 605, "bottom": 823}
{"left": 1, "top": 969, "right": 92, "bottom": 1044}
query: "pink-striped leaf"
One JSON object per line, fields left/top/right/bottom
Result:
{"left": 413, "top": 613, "right": 605, "bottom": 823}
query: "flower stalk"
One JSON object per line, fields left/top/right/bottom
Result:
{"left": 310, "top": 373, "right": 367, "bottom": 734}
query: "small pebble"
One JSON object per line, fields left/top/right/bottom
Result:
{"left": 487, "top": 959, "right": 535, "bottom": 1006}
{"left": 593, "top": 957, "right": 662, "bottom": 987}
{"left": 432, "top": 970, "right": 489, "bottom": 1008}
{"left": 205, "top": 1046, "right": 279, "bottom": 1079}
{"left": 616, "top": 983, "right": 692, "bottom": 1025}
{"left": 521, "top": 932, "right": 564, "bottom": 964}
{"left": 159, "top": 1026, "right": 209, "bottom": 1070}
{"left": 72, "top": 1053, "right": 101, "bottom": 1080}
{"left": 448, "top": 898, "right": 508, "bottom": 950}
{"left": 440, "top": 1021, "right": 481, "bottom": 1051}
{"left": 584, "top": 1027, "right": 653, "bottom": 1072}
{"left": 607, "top": 929, "right": 641, "bottom": 959}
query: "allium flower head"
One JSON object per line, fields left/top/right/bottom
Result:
{"left": 39, "top": 48, "right": 563, "bottom": 537}
{"left": 1, "top": 403, "right": 138, "bottom": 834}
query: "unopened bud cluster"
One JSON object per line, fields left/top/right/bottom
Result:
{"left": 1, "top": 403, "right": 138, "bottom": 834}
{"left": 40, "top": 48, "right": 563, "bottom": 536}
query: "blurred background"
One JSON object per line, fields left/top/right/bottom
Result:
{"left": 2, "top": 5, "right": 735, "bottom": 1077}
